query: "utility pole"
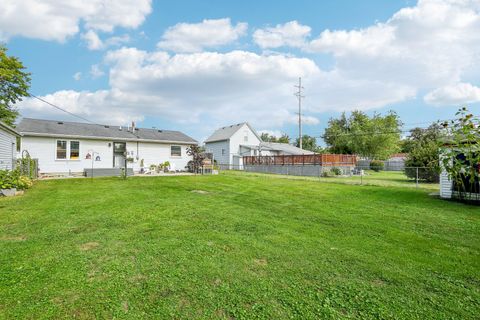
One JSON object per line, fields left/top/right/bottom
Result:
{"left": 294, "top": 77, "right": 305, "bottom": 149}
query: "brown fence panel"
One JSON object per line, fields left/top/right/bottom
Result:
{"left": 243, "top": 154, "right": 357, "bottom": 166}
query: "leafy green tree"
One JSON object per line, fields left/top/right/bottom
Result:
{"left": 323, "top": 110, "right": 402, "bottom": 159}
{"left": 404, "top": 123, "right": 443, "bottom": 182}
{"left": 0, "top": 45, "right": 31, "bottom": 126}
{"left": 277, "top": 134, "right": 290, "bottom": 143}
{"left": 261, "top": 132, "right": 290, "bottom": 143}
{"left": 295, "top": 134, "right": 318, "bottom": 152}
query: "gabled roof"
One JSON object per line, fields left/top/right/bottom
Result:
{"left": 241, "top": 142, "right": 315, "bottom": 155}
{"left": 204, "top": 122, "right": 261, "bottom": 143}
{"left": 0, "top": 121, "right": 20, "bottom": 137}
{"left": 17, "top": 118, "right": 197, "bottom": 144}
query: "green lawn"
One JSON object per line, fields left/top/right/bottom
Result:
{"left": 228, "top": 170, "right": 440, "bottom": 191}
{"left": 0, "top": 172, "right": 479, "bottom": 319}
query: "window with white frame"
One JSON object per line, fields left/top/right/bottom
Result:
{"left": 70, "top": 141, "right": 80, "bottom": 160}
{"left": 171, "top": 145, "right": 181, "bottom": 157}
{"left": 222, "top": 149, "right": 226, "bottom": 156}
{"left": 56, "top": 140, "right": 80, "bottom": 160}
{"left": 56, "top": 140, "right": 67, "bottom": 159}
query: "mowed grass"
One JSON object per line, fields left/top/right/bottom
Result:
{"left": 0, "top": 173, "right": 479, "bottom": 319}
{"left": 228, "top": 170, "right": 440, "bottom": 191}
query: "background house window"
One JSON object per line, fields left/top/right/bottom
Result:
{"left": 171, "top": 145, "right": 181, "bottom": 156}
{"left": 222, "top": 149, "right": 226, "bottom": 156}
{"left": 56, "top": 140, "right": 67, "bottom": 159}
{"left": 70, "top": 141, "right": 80, "bottom": 160}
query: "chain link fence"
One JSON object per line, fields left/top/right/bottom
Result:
{"left": 216, "top": 163, "right": 440, "bottom": 191}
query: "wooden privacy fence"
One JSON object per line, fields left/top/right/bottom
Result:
{"left": 243, "top": 154, "right": 357, "bottom": 166}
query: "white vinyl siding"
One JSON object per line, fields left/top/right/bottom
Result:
{"left": 21, "top": 136, "right": 193, "bottom": 174}
{"left": 0, "top": 128, "right": 16, "bottom": 170}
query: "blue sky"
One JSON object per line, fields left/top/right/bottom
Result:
{"left": 3, "top": 0, "right": 479, "bottom": 144}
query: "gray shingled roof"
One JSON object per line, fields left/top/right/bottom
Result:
{"left": 17, "top": 118, "right": 197, "bottom": 144}
{"left": 0, "top": 121, "right": 20, "bottom": 136}
{"left": 261, "top": 142, "right": 314, "bottom": 155}
{"left": 205, "top": 122, "right": 260, "bottom": 143}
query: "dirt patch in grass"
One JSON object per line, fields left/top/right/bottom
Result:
{"left": 0, "top": 235, "right": 27, "bottom": 241}
{"left": 191, "top": 190, "right": 209, "bottom": 194}
{"left": 79, "top": 242, "right": 100, "bottom": 251}
{"left": 253, "top": 258, "right": 268, "bottom": 267}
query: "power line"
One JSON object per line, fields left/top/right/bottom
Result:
{"left": 29, "top": 93, "right": 96, "bottom": 124}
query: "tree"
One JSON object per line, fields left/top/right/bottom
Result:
{"left": 261, "top": 132, "right": 290, "bottom": 143}
{"left": 295, "top": 134, "right": 318, "bottom": 152}
{"left": 441, "top": 107, "right": 480, "bottom": 201}
{"left": 0, "top": 45, "right": 31, "bottom": 126}
{"left": 277, "top": 134, "right": 290, "bottom": 144}
{"left": 186, "top": 145, "right": 206, "bottom": 173}
{"left": 323, "top": 110, "right": 402, "bottom": 159}
{"left": 403, "top": 123, "right": 444, "bottom": 182}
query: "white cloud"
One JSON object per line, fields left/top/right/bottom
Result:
{"left": 157, "top": 18, "right": 248, "bottom": 53}
{"left": 82, "top": 30, "right": 103, "bottom": 50}
{"left": 73, "top": 72, "right": 82, "bottom": 81}
{"left": 424, "top": 82, "right": 480, "bottom": 106}
{"left": 18, "top": 48, "right": 318, "bottom": 127}
{"left": 14, "top": 0, "right": 480, "bottom": 137}
{"left": 90, "top": 64, "right": 105, "bottom": 78}
{"left": 82, "top": 31, "right": 130, "bottom": 50}
{"left": 305, "top": 0, "right": 480, "bottom": 109}
{"left": 253, "top": 21, "right": 311, "bottom": 49}
{"left": 0, "top": 0, "right": 151, "bottom": 42}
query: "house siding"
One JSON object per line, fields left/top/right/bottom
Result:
{"left": 0, "top": 128, "right": 16, "bottom": 170}
{"left": 205, "top": 140, "right": 230, "bottom": 166}
{"left": 21, "top": 136, "right": 193, "bottom": 174}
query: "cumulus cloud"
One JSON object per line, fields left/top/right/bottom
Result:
{"left": 306, "top": 0, "right": 480, "bottom": 108}
{"left": 157, "top": 18, "right": 248, "bottom": 52}
{"left": 73, "top": 72, "right": 82, "bottom": 81}
{"left": 14, "top": 0, "right": 480, "bottom": 137}
{"left": 17, "top": 48, "right": 319, "bottom": 127}
{"left": 90, "top": 64, "right": 105, "bottom": 78}
{"left": 253, "top": 21, "right": 311, "bottom": 49}
{"left": 424, "top": 82, "right": 480, "bottom": 106}
{"left": 82, "top": 30, "right": 130, "bottom": 50}
{"left": 0, "top": 0, "right": 151, "bottom": 42}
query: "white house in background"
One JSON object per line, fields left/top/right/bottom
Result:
{"left": 17, "top": 118, "right": 197, "bottom": 176}
{"left": 204, "top": 122, "right": 313, "bottom": 168}
{"left": 0, "top": 121, "right": 20, "bottom": 170}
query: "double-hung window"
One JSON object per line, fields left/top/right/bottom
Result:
{"left": 70, "top": 141, "right": 80, "bottom": 160}
{"left": 56, "top": 140, "right": 80, "bottom": 160}
{"left": 171, "top": 145, "right": 181, "bottom": 157}
{"left": 56, "top": 140, "right": 67, "bottom": 159}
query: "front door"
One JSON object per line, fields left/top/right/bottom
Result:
{"left": 113, "top": 142, "right": 126, "bottom": 168}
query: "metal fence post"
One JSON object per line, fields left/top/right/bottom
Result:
{"left": 416, "top": 167, "right": 419, "bottom": 189}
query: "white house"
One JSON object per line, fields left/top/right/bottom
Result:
{"left": 17, "top": 118, "right": 197, "bottom": 176}
{"left": 0, "top": 121, "right": 20, "bottom": 170}
{"left": 204, "top": 122, "right": 313, "bottom": 168}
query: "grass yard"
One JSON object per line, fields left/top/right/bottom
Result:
{"left": 0, "top": 172, "right": 479, "bottom": 319}
{"left": 230, "top": 170, "right": 440, "bottom": 191}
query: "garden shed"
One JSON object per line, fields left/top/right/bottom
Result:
{"left": 439, "top": 145, "right": 479, "bottom": 202}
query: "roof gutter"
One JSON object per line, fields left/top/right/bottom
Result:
{"left": 20, "top": 132, "right": 198, "bottom": 145}
{"left": 0, "top": 122, "right": 21, "bottom": 137}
